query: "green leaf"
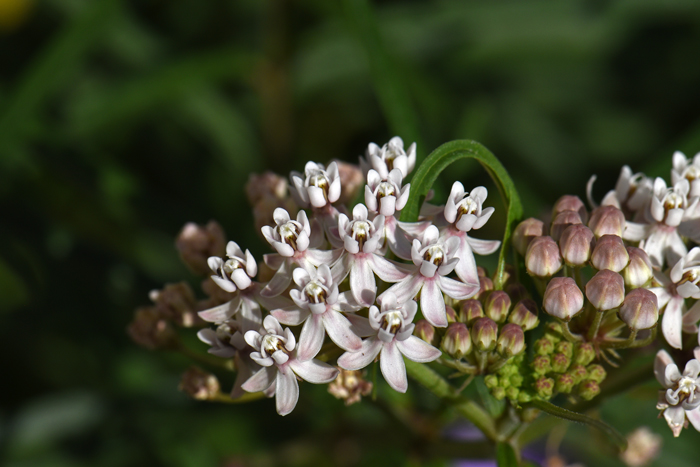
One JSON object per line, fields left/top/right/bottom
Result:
{"left": 496, "top": 442, "right": 519, "bottom": 467}
{"left": 400, "top": 140, "right": 523, "bottom": 289}
{"left": 526, "top": 399, "right": 627, "bottom": 452}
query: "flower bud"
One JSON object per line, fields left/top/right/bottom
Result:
{"left": 544, "top": 322, "right": 564, "bottom": 343}
{"left": 622, "top": 247, "right": 653, "bottom": 288}
{"left": 509, "top": 299, "right": 539, "bottom": 331}
{"left": 441, "top": 323, "right": 472, "bottom": 358}
{"left": 551, "top": 353, "right": 571, "bottom": 373}
{"left": 176, "top": 221, "right": 226, "bottom": 274}
{"left": 569, "top": 364, "right": 588, "bottom": 384}
{"left": 591, "top": 235, "right": 629, "bottom": 272}
{"left": 477, "top": 266, "right": 488, "bottom": 278}
{"left": 477, "top": 275, "right": 494, "bottom": 298}
{"left": 445, "top": 305, "right": 458, "bottom": 324}
{"left": 506, "top": 386, "right": 520, "bottom": 401}
{"left": 492, "top": 386, "right": 507, "bottom": 400}
{"left": 534, "top": 337, "right": 554, "bottom": 355}
{"left": 554, "top": 195, "right": 588, "bottom": 223}
{"left": 579, "top": 379, "right": 600, "bottom": 400}
{"left": 505, "top": 283, "right": 528, "bottom": 304}
{"left": 619, "top": 288, "right": 659, "bottom": 330}
{"left": 471, "top": 317, "right": 498, "bottom": 352}
{"left": 559, "top": 224, "right": 595, "bottom": 266}
{"left": 150, "top": 282, "right": 199, "bottom": 327}
{"left": 484, "top": 374, "right": 499, "bottom": 389}
{"left": 518, "top": 391, "right": 533, "bottom": 404}
{"left": 585, "top": 269, "right": 625, "bottom": 311}
{"left": 588, "top": 205, "right": 626, "bottom": 238}
{"left": 532, "top": 355, "right": 552, "bottom": 375}
{"left": 497, "top": 323, "right": 526, "bottom": 358}
{"left": 335, "top": 161, "right": 365, "bottom": 205}
{"left": 128, "top": 307, "right": 178, "bottom": 350}
{"left": 555, "top": 341, "right": 573, "bottom": 359}
{"left": 550, "top": 210, "right": 583, "bottom": 242}
{"left": 586, "top": 364, "right": 607, "bottom": 383}
{"left": 414, "top": 319, "right": 436, "bottom": 345}
{"left": 513, "top": 218, "right": 545, "bottom": 256}
{"left": 573, "top": 342, "right": 595, "bottom": 366}
{"left": 526, "top": 236, "right": 563, "bottom": 277}
{"left": 179, "top": 366, "right": 220, "bottom": 401}
{"left": 485, "top": 291, "right": 511, "bottom": 323}
{"left": 556, "top": 373, "right": 576, "bottom": 394}
{"left": 535, "top": 377, "right": 555, "bottom": 399}
{"left": 510, "top": 373, "right": 524, "bottom": 387}
{"left": 460, "top": 299, "right": 484, "bottom": 324}
{"left": 543, "top": 277, "right": 584, "bottom": 321}
{"left": 328, "top": 368, "right": 373, "bottom": 406}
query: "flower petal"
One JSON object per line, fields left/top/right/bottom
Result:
{"left": 454, "top": 237, "right": 479, "bottom": 286}
{"left": 275, "top": 366, "right": 299, "bottom": 416}
{"left": 350, "top": 256, "right": 377, "bottom": 306}
{"left": 439, "top": 276, "right": 479, "bottom": 300}
{"left": 241, "top": 366, "right": 277, "bottom": 393}
{"left": 297, "top": 315, "right": 325, "bottom": 361}
{"left": 369, "top": 254, "right": 411, "bottom": 283}
{"left": 337, "top": 338, "right": 382, "bottom": 370}
{"left": 421, "top": 279, "right": 447, "bottom": 328}
{"left": 261, "top": 260, "right": 292, "bottom": 297}
{"left": 271, "top": 306, "right": 310, "bottom": 326}
{"left": 467, "top": 236, "right": 501, "bottom": 255}
{"left": 289, "top": 358, "right": 338, "bottom": 383}
{"left": 324, "top": 309, "right": 362, "bottom": 352}
{"left": 662, "top": 296, "right": 685, "bottom": 349}
{"left": 198, "top": 298, "right": 239, "bottom": 323}
{"left": 396, "top": 335, "right": 441, "bottom": 363}
{"left": 380, "top": 342, "right": 408, "bottom": 393}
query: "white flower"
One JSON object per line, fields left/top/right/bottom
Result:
{"left": 290, "top": 161, "right": 341, "bottom": 209}
{"left": 382, "top": 225, "right": 479, "bottom": 327}
{"left": 242, "top": 316, "right": 338, "bottom": 416}
{"left": 207, "top": 241, "right": 257, "bottom": 293}
{"left": 654, "top": 350, "right": 700, "bottom": 437}
{"left": 587, "top": 165, "right": 652, "bottom": 216}
{"left": 364, "top": 168, "right": 410, "bottom": 217}
{"left": 672, "top": 151, "right": 700, "bottom": 199}
{"left": 360, "top": 136, "right": 416, "bottom": 180}
{"left": 270, "top": 265, "right": 363, "bottom": 361}
{"left": 337, "top": 293, "right": 441, "bottom": 393}
{"left": 332, "top": 204, "right": 410, "bottom": 306}
{"left": 440, "top": 183, "right": 500, "bottom": 287}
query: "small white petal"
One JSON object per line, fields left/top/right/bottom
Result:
{"left": 297, "top": 315, "right": 326, "bottom": 361}
{"left": 275, "top": 367, "right": 299, "bottom": 416}
{"left": 345, "top": 313, "right": 375, "bottom": 337}
{"left": 662, "top": 297, "right": 685, "bottom": 349}
{"left": 338, "top": 338, "right": 382, "bottom": 370}
{"left": 369, "top": 255, "right": 411, "bottom": 283}
{"left": 324, "top": 309, "right": 362, "bottom": 352}
{"left": 467, "top": 236, "right": 501, "bottom": 255}
{"left": 241, "top": 367, "right": 277, "bottom": 393}
{"left": 260, "top": 261, "right": 292, "bottom": 297}
{"left": 289, "top": 358, "right": 339, "bottom": 384}
{"left": 439, "top": 276, "right": 479, "bottom": 300}
{"left": 198, "top": 299, "right": 238, "bottom": 323}
{"left": 350, "top": 256, "right": 377, "bottom": 306}
{"left": 271, "top": 307, "right": 309, "bottom": 326}
{"left": 421, "top": 279, "right": 447, "bottom": 328}
{"left": 380, "top": 342, "right": 408, "bottom": 393}
{"left": 396, "top": 335, "right": 441, "bottom": 363}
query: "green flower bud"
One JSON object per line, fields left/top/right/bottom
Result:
{"left": 510, "top": 373, "right": 524, "bottom": 388}
{"left": 471, "top": 317, "right": 498, "bottom": 352}
{"left": 506, "top": 386, "right": 520, "bottom": 401}
{"left": 519, "top": 406, "right": 540, "bottom": 422}
{"left": 485, "top": 291, "right": 511, "bottom": 323}
{"left": 555, "top": 341, "right": 573, "bottom": 359}
{"left": 498, "top": 363, "right": 517, "bottom": 377}
{"left": 484, "top": 374, "right": 499, "bottom": 389}
{"left": 535, "top": 377, "right": 555, "bottom": 399}
{"left": 441, "top": 323, "right": 472, "bottom": 358}
{"left": 551, "top": 352, "right": 571, "bottom": 373}
{"left": 555, "top": 373, "right": 575, "bottom": 394}
{"left": 545, "top": 322, "right": 564, "bottom": 343}
{"left": 569, "top": 364, "right": 588, "bottom": 384}
{"left": 532, "top": 355, "right": 552, "bottom": 375}
{"left": 497, "top": 323, "right": 526, "bottom": 358}
{"left": 513, "top": 217, "right": 545, "bottom": 256}
{"left": 534, "top": 337, "right": 554, "bottom": 355}
{"left": 414, "top": 319, "right": 436, "bottom": 345}
{"left": 573, "top": 342, "right": 595, "bottom": 366}
{"left": 518, "top": 391, "right": 533, "bottom": 404}
{"left": 492, "top": 386, "right": 507, "bottom": 400}
{"left": 578, "top": 379, "right": 600, "bottom": 400}
{"left": 586, "top": 364, "right": 606, "bottom": 383}
{"left": 509, "top": 298, "right": 539, "bottom": 331}
{"left": 460, "top": 299, "right": 484, "bottom": 324}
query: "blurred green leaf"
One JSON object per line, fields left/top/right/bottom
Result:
{"left": 496, "top": 442, "right": 519, "bottom": 467}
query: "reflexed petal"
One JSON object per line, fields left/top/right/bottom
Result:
{"left": 380, "top": 342, "right": 408, "bottom": 393}
{"left": 241, "top": 367, "right": 277, "bottom": 393}
{"left": 683, "top": 301, "right": 700, "bottom": 328}
{"left": 398, "top": 220, "right": 431, "bottom": 236}
{"left": 350, "top": 257, "right": 377, "bottom": 306}
{"left": 662, "top": 297, "right": 685, "bottom": 349}
{"left": 345, "top": 313, "right": 375, "bottom": 337}
{"left": 396, "top": 335, "right": 441, "bottom": 363}
{"left": 297, "top": 315, "right": 325, "bottom": 361}
{"left": 664, "top": 405, "right": 686, "bottom": 437}
{"left": 335, "top": 291, "right": 364, "bottom": 312}
{"left": 454, "top": 237, "right": 479, "bottom": 286}
{"left": 337, "top": 338, "right": 382, "bottom": 370}
{"left": 198, "top": 298, "right": 239, "bottom": 323}
{"left": 439, "top": 276, "right": 479, "bottom": 300}
{"left": 289, "top": 358, "right": 338, "bottom": 383}
{"left": 383, "top": 275, "right": 423, "bottom": 305}
{"left": 324, "top": 310, "right": 362, "bottom": 352}
{"left": 421, "top": 279, "right": 447, "bottom": 328}
{"left": 275, "top": 367, "right": 299, "bottom": 416}
{"left": 390, "top": 224, "right": 415, "bottom": 260}
{"left": 261, "top": 261, "right": 292, "bottom": 297}
{"left": 467, "top": 236, "right": 501, "bottom": 255}
{"left": 666, "top": 231, "right": 688, "bottom": 267}
{"left": 654, "top": 349, "right": 675, "bottom": 387}
{"left": 239, "top": 296, "right": 263, "bottom": 331}
{"left": 271, "top": 307, "right": 309, "bottom": 326}
{"left": 263, "top": 253, "right": 285, "bottom": 270}
{"left": 369, "top": 255, "right": 411, "bottom": 283}
{"left": 687, "top": 407, "right": 700, "bottom": 431}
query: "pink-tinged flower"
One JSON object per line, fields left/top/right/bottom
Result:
{"left": 271, "top": 265, "right": 363, "bottom": 361}
{"left": 440, "top": 183, "right": 501, "bottom": 287}
{"left": 672, "top": 151, "right": 700, "bottom": 199}
{"left": 332, "top": 204, "right": 410, "bottom": 306}
{"left": 382, "top": 225, "right": 480, "bottom": 327}
{"left": 587, "top": 165, "right": 652, "bottom": 218}
{"left": 360, "top": 136, "right": 416, "bottom": 180}
{"left": 337, "top": 293, "right": 441, "bottom": 393}
{"left": 654, "top": 350, "right": 700, "bottom": 437}
{"left": 260, "top": 208, "right": 339, "bottom": 297}
{"left": 242, "top": 316, "right": 338, "bottom": 416}
{"left": 289, "top": 161, "right": 341, "bottom": 209}
{"left": 651, "top": 247, "right": 700, "bottom": 349}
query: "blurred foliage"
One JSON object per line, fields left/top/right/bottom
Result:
{"left": 2, "top": 0, "right": 700, "bottom": 465}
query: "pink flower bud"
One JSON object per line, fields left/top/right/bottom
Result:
{"left": 176, "top": 221, "right": 226, "bottom": 275}
{"left": 128, "top": 307, "right": 178, "bottom": 350}
{"left": 513, "top": 218, "right": 545, "bottom": 256}
{"left": 509, "top": 298, "right": 539, "bottom": 330}
{"left": 477, "top": 275, "right": 494, "bottom": 299}
{"left": 414, "top": 319, "right": 436, "bottom": 345}
{"left": 525, "top": 236, "right": 563, "bottom": 277}
{"left": 543, "top": 277, "right": 584, "bottom": 321}
{"left": 559, "top": 224, "right": 595, "bottom": 266}
{"left": 553, "top": 195, "right": 588, "bottom": 223}
{"left": 485, "top": 291, "right": 511, "bottom": 323}
{"left": 622, "top": 247, "right": 653, "bottom": 288}
{"left": 460, "top": 299, "right": 484, "bottom": 324}
{"left": 590, "top": 234, "right": 629, "bottom": 272}
{"left": 335, "top": 161, "right": 365, "bottom": 205}
{"left": 179, "top": 366, "right": 220, "bottom": 401}
{"left": 471, "top": 317, "right": 498, "bottom": 351}
{"left": 619, "top": 288, "right": 659, "bottom": 330}
{"left": 497, "top": 323, "right": 525, "bottom": 358}
{"left": 588, "top": 205, "right": 625, "bottom": 238}
{"left": 585, "top": 269, "right": 625, "bottom": 311}
{"left": 505, "top": 282, "right": 528, "bottom": 303}
{"left": 442, "top": 323, "right": 472, "bottom": 358}
{"left": 446, "top": 305, "right": 458, "bottom": 324}
{"left": 550, "top": 210, "right": 583, "bottom": 242}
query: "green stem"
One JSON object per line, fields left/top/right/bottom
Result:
{"left": 587, "top": 310, "right": 603, "bottom": 342}
{"left": 209, "top": 391, "right": 266, "bottom": 404}
{"left": 559, "top": 320, "right": 583, "bottom": 342}
{"left": 600, "top": 330, "right": 637, "bottom": 349}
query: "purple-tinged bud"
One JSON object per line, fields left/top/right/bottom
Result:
{"left": 579, "top": 379, "right": 600, "bottom": 400}
{"left": 176, "top": 221, "right": 227, "bottom": 275}
{"left": 532, "top": 355, "right": 552, "bottom": 375}
{"left": 500, "top": 264, "right": 516, "bottom": 285}
{"left": 569, "top": 364, "right": 588, "bottom": 384}
{"left": 484, "top": 374, "right": 499, "bottom": 389}
{"left": 591, "top": 235, "right": 629, "bottom": 272}
{"left": 485, "top": 291, "right": 512, "bottom": 323}
{"left": 559, "top": 224, "right": 595, "bottom": 266}
{"left": 414, "top": 319, "right": 436, "bottom": 345}
{"left": 497, "top": 324, "right": 526, "bottom": 358}
{"left": 526, "top": 236, "right": 563, "bottom": 277}
{"left": 477, "top": 266, "right": 488, "bottom": 278}
{"left": 513, "top": 218, "right": 545, "bottom": 256}
{"left": 586, "top": 364, "right": 606, "bottom": 383}
{"left": 445, "top": 305, "right": 458, "bottom": 324}
{"left": 550, "top": 210, "right": 583, "bottom": 242}
{"left": 441, "top": 323, "right": 472, "bottom": 358}
{"left": 619, "top": 288, "right": 659, "bottom": 330}
{"left": 471, "top": 317, "right": 498, "bottom": 352}
{"left": 505, "top": 283, "right": 528, "bottom": 304}
{"left": 543, "top": 277, "right": 584, "bottom": 321}
{"left": 534, "top": 337, "right": 554, "bottom": 356}
{"left": 492, "top": 386, "right": 507, "bottom": 400}
{"left": 460, "top": 299, "right": 484, "bottom": 324}
{"left": 477, "top": 276, "right": 494, "bottom": 299}
{"left": 535, "top": 377, "right": 555, "bottom": 399}
{"left": 585, "top": 269, "right": 625, "bottom": 311}
{"left": 179, "top": 366, "right": 220, "bottom": 401}
{"left": 328, "top": 368, "right": 373, "bottom": 406}
{"left": 588, "top": 205, "right": 625, "bottom": 238}
{"left": 335, "top": 161, "right": 365, "bottom": 205}
{"left": 551, "top": 353, "right": 571, "bottom": 373}
{"left": 554, "top": 195, "right": 588, "bottom": 223}
{"left": 556, "top": 341, "right": 573, "bottom": 359}
{"left": 506, "top": 386, "right": 520, "bottom": 401}
{"left": 573, "top": 343, "right": 595, "bottom": 365}
{"left": 509, "top": 299, "right": 539, "bottom": 331}
{"left": 128, "top": 307, "right": 178, "bottom": 350}
{"left": 556, "top": 373, "right": 576, "bottom": 394}
{"left": 622, "top": 247, "right": 653, "bottom": 288}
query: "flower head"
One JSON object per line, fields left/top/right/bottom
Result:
{"left": 654, "top": 350, "right": 700, "bottom": 437}
{"left": 360, "top": 136, "right": 416, "bottom": 180}
{"left": 290, "top": 161, "right": 341, "bottom": 209}
{"left": 207, "top": 241, "right": 257, "bottom": 293}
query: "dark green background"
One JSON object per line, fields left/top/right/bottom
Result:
{"left": 2, "top": 0, "right": 700, "bottom": 465}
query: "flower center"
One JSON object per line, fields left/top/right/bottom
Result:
{"left": 683, "top": 166, "right": 700, "bottom": 181}
{"left": 278, "top": 221, "right": 301, "bottom": 249}
{"left": 352, "top": 221, "right": 372, "bottom": 249}
{"left": 663, "top": 191, "right": 684, "bottom": 211}
{"left": 423, "top": 245, "right": 445, "bottom": 267}
{"left": 304, "top": 280, "right": 328, "bottom": 304}
{"left": 222, "top": 258, "right": 244, "bottom": 276}
{"left": 309, "top": 171, "right": 330, "bottom": 199}
{"left": 377, "top": 182, "right": 396, "bottom": 199}
{"left": 216, "top": 323, "right": 235, "bottom": 341}
{"left": 680, "top": 268, "right": 700, "bottom": 286}
{"left": 456, "top": 196, "right": 478, "bottom": 222}
{"left": 380, "top": 310, "right": 403, "bottom": 334}
{"left": 261, "top": 335, "right": 286, "bottom": 356}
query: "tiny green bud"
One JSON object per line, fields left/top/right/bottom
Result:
{"left": 555, "top": 341, "right": 573, "bottom": 359}
{"left": 555, "top": 373, "right": 575, "bottom": 394}
{"left": 441, "top": 323, "right": 472, "bottom": 358}
{"left": 578, "top": 379, "right": 600, "bottom": 400}
{"left": 497, "top": 323, "right": 526, "bottom": 358}
{"left": 532, "top": 355, "right": 552, "bottom": 375}
{"left": 492, "top": 386, "right": 507, "bottom": 401}
{"left": 498, "top": 364, "right": 517, "bottom": 377}
{"left": 460, "top": 299, "right": 484, "bottom": 324}
{"left": 573, "top": 342, "right": 595, "bottom": 366}
{"left": 519, "top": 405, "right": 539, "bottom": 421}
{"left": 551, "top": 352, "right": 571, "bottom": 373}
{"left": 545, "top": 322, "right": 564, "bottom": 343}
{"left": 535, "top": 338, "right": 555, "bottom": 355}
{"left": 518, "top": 391, "right": 533, "bottom": 404}
{"left": 569, "top": 364, "right": 588, "bottom": 384}
{"left": 471, "top": 317, "right": 498, "bottom": 352}
{"left": 506, "top": 386, "right": 520, "bottom": 401}
{"left": 484, "top": 374, "right": 499, "bottom": 389}
{"left": 485, "top": 290, "right": 511, "bottom": 323}
{"left": 535, "top": 377, "right": 555, "bottom": 399}
{"left": 586, "top": 364, "right": 607, "bottom": 383}
{"left": 510, "top": 373, "right": 524, "bottom": 387}
{"left": 414, "top": 319, "right": 436, "bottom": 345}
